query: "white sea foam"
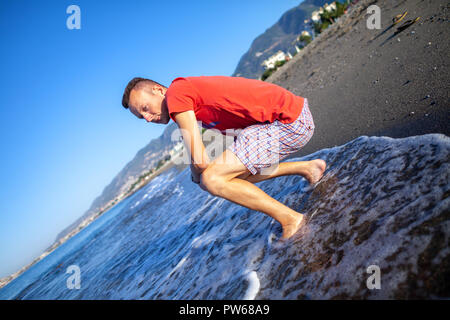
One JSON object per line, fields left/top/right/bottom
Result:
{"left": 165, "top": 255, "right": 189, "bottom": 280}
{"left": 243, "top": 271, "right": 260, "bottom": 300}
{"left": 1, "top": 134, "right": 448, "bottom": 300}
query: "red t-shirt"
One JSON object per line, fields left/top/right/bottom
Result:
{"left": 165, "top": 76, "right": 305, "bottom": 133}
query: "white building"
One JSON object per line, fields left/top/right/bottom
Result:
{"left": 325, "top": 2, "right": 337, "bottom": 12}
{"left": 311, "top": 10, "right": 321, "bottom": 22}
{"left": 261, "top": 50, "right": 288, "bottom": 69}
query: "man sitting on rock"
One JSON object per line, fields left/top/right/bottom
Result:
{"left": 121, "top": 75, "right": 326, "bottom": 239}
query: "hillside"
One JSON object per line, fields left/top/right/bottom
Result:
{"left": 232, "top": 0, "right": 331, "bottom": 79}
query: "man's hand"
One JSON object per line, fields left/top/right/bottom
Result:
{"left": 190, "top": 163, "right": 209, "bottom": 191}
{"left": 190, "top": 163, "right": 201, "bottom": 184}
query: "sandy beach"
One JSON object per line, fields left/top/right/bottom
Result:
{"left": 267, "top": 0, "right": 449, "bottom": 158}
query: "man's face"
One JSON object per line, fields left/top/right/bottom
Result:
{"left": 128, "top": 86, "right": 170, "bottom": 124}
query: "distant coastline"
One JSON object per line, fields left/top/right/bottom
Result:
{"left": 0, "top": 149, "right": 184, "bottom": 289}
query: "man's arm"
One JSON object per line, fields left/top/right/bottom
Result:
{"left": 173, "top": 111, "right": 210, "bottom": 181}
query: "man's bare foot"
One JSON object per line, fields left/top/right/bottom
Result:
{"left": 305, "top": 159, "right": 327, "bottom": 185}
{"left": 281, "top": 214, "right": 304, "bottom": 239}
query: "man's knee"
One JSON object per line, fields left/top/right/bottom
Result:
{"left": 200, "top": 168, "right": 225, "bottom": 196}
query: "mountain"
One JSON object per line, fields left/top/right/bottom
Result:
{"left": 232, "top": 0, "right": 330, "bottom": 79}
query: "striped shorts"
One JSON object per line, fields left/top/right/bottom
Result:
{"left": 227, "top": 98, "right": 315, "bottom": 175}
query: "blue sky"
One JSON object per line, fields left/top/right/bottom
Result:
{"left": 0, "top": 0, "right": 303, "bottom": 278}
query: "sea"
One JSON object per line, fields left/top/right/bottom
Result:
{"left": 1, "top": 133, "right": 448, "bottom": 299}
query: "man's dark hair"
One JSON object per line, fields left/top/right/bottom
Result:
{"left": 122, "top": 77, "right": 167, "bottom": 109}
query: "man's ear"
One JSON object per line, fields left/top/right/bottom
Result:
{"left": 153, "top": 85, "right": 165, "bottom": 96}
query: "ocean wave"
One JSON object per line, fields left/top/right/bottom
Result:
{"left": 1, "top": 134, "right": 448, "bottom": 299}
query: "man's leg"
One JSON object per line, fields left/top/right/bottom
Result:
{"left": 200, "top": 150, "right": 323, "bottom": 239}
{"left": 235, "top": 159, "right": 327, "bottom": 185}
